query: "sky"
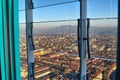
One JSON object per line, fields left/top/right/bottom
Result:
{"left": 19, "top": 0, "right": 118, "bottom": 27}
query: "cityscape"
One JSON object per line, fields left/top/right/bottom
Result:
{"left": 20, "top": 25, "right": 117, "bottom": 80}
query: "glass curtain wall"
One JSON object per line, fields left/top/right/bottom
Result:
{"left": 19, "top": 0, "right": 118, "bottom": 80}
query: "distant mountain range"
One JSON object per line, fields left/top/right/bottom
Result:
{"left": 90, "top": 27, "right": 117, "bottom": 35}
{"left": 20, "top": 25, "right": 117, "bottom": 35}
{"left": 39, "top": 25, "right": 77, "bottom": 35}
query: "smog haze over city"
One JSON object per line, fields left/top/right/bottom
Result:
{"left": 19, "top": 0, "right": 118, "bottom": 80}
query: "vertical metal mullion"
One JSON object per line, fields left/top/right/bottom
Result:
{"left": 25, "top": 0, "right": 34, "bottom": 80}
{"left": 79, "top": 0, "right": 87, "bottom": 80}
{"left": 115, "top": 0, "right": 120, "bottom": 80}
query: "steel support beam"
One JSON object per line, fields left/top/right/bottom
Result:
{"left": 25, "top": 0, "right": 35, "bottom": 80}
{"left": 79, "top": 0, "right": 87, "bottom": 80}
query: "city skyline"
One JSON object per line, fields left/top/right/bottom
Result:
{"left": 19, "top": 0, "right": 118, "bottom": 80}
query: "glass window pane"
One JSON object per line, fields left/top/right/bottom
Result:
{"left": 89, "top": 18, "right": 117, "bottom": 59}
{"left": 20, "top": 23, "right": 28, "bottom": 80}
{"left": 87, "top": 0, "right": 117, "bottom": 79}
{"left": 33, "top": 0, "right": 78, "bottom": 8}
{"left": 33, "top": 2, "right": 79, "bottom": 21}
{"left": 87, "top": 0, "right": 118, "bottom": 18}
{"left": 19, "top": 0, "right": 80, "bottom": 80}
{"left": 19, "top": 11, "right": 26, "bottom": 23}
{"left": 19, "top": 0, "right": 118, "bottom": 80}
{"left": 19, "top": 0, "right": 25, "bottom": 10}
{"left": 33, "top": 20, "right": 80, "bottom": 80}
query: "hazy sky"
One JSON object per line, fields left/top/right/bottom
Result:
{"left": 19, "top": 0, "right": 118, "bottom": 27}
